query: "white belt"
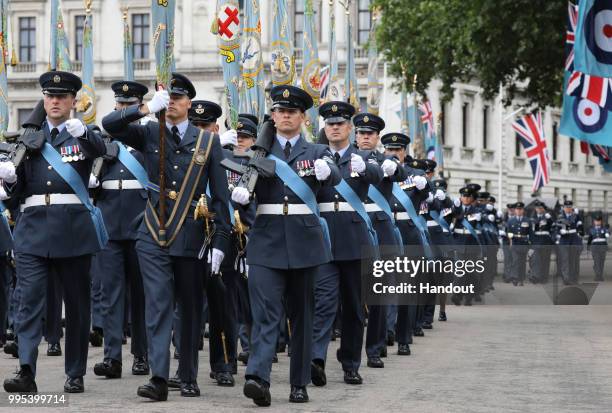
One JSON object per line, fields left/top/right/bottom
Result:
{"left": 318, "top": 202, "right": 355, "bottom": 213}
{"left": 426, "top": 220, "right": 439, "bottom": 227}
{"left": 395, "top": 212, "right": 412, "bottom": 221}
{"left": 510, "top": 234, "right": 527, "bottom": 238}
{"left": 21, "top": 194, "right": 83, "bottom": 212}
{"left": 454, "top": 228, "right": 470, "bottom": 235}
{"left": 568, "top": 229, "right": 577, "bottom": 234}
{"left": 256, "top": 203, "right": 311, "bottom": 215}
{"left": 534, "top": 231, "right": 550, "bottom": 236}
{"left": 101, "top": 179, "right": 144, "bottom": 190}
{"left": 593, "top": 238, "right": 607, "bottom": 243}
{"left": 364, "top": 203, "right": 382, "bottom": 213}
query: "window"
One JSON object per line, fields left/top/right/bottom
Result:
{"left": 569, "top": 138, "right": 575, "bottom": 162}
{"left": 440, "top": 104, "right": 446, "bottom": 144}
{"left": 485, "top": 180, "right": 491, "bottom": 192}
{"left": 482, "top": 105, "right": 489, "bottom": 149}
{"left": 132, "top": 14, "right": 150, "bottom": 60}
{"left": 462, "top": 102, "right": 469, "bottom": 147}
{"left": 554, "top": 187, "right": 560, "bottom": 199}
{"left": 515, "top": 135, "right": 521, "bottom": 157}
{"left": 605, "top": 191, "right": 609, "bottom": 211}
{"left": 19, "top": 17, "right": 36, "bottom": 63}
{"left": 552, "top": 121, "right": 558, "bottom": 160}
{"left": 74, "top": 15, "right": 86, "bottom": 62}
{"left": 17, "top": 108, "right": 32, "bottom": 126}
{"left": 517, "top": 185, "right": 523, "bottom": 201}
{"left": 571, "top": 188, "right": 577, "bottom": 203}
{"left": 357, "top": 0, "right": 372, "bottom": 45}
{"left": 588, "top": 189, "right": 592, "bottom": 210}
{"left": 294, "top": 1, "right": 304, "bottom": 48}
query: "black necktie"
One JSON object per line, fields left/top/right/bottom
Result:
{"left": 334, "top": 152, "right": 341, "bottom": 164}
{"left": 284, "top": 141, "right": 292, "bottom": 160}
{"left": 171, "top": 126, "right": 180, "bottom": 145}
{"left": 51, "top": 127, "right": 59, "bottom": 141}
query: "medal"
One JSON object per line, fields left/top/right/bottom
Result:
{"left": 60, "top": 147, "right": 68, "bottom": 162}
{"left": 72, "top": 145, "right": 80, "bottom": 162}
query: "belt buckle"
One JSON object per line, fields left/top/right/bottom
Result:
{"left": 334, "top": 201, "right": 339, "bottom": 212}
{"left": 45, "top": 193, "right": 50, "bottom": 206}
{"left": 118, "top": 179, "right": 123, "bottom": 190}
{"left": 283, "top": 202, "right": 288, "bottom": 216}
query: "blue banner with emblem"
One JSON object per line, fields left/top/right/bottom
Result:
{"left": 0, "top": 0, "right": 9, "bottom": 134}
{"left": 77, "top": 3, "right": 96, "bottom": 125}
{"left": 301, "top": 0, "right": 321, "bottom": 139}
{"left": 240, "top": 0, "right": 265, "bottom": 124}
{"left": 574, "top": 0, "right": 612, "bottom": 78}
{"left": 50, "top": 0, "right": 71, "bottom": 71}
{"left": 344, "top": 1, "right": 360, "bottom": 112}
{"left": 122, "top": 7, "right": 134, "bottom": 81}
{"left": 270, "top": 0, "right": 295, "bottom": 86}
{"left": 151, "top": 0, "right": 175, "bottom": 88}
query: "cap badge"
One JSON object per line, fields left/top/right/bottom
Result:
{"left": 282, "top": 89, "right": 290, "bottom": 98}
{"left": 237, "top": 122, "right": 243, "bottom": 129}
{"left": 363, "top": 116, "right": 369, "bottom": 123}
{"left": 332, "top": 104, "right": 338, "bottom": 112}
{"left": 122, "top": 84, "right": 129, "bottom": 92}
{"left": 391, "top": 135, "right": 397, "bottom": 142}
{"left": 53, "top": 75, "right": 61, "bottom": 83}
{"left": 195, "top": 104, "right": 205, "bottom": 115}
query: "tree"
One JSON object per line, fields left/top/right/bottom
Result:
{"left": 372, "top": 0, "right": 566, "bottom": 108}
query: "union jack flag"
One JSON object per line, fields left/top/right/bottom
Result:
{"left": 566, "top": 2, "right": 578, "bottom": 71}
{"left": 512, "top": 112, "right": 551, "bottom": 193}
{"left": 419, "top": 100, "right": 434, "bottom": 138}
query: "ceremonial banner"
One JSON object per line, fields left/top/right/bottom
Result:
{"left": 574, "top": 0, "right": 612, "bottom": 78}
{"left": 270, "top": 0, "right": 295, "bottom": 86}
{"left": 50, "top": 0, "right": 71, "bottom": 70}
{"left": 241, "top": 0, "right": 265, "bottom": 123}
{"left": 301, "top": 0, "right": 321, "bottom": 137}
{"left": 214, "top": 0, "right": 241, "bottom": 128}
{"left": 151, "top": 0, "right": 175, "bottom": 88}
{"left": 344, "top": 4, "right": 360, "bottom": 110}
{"left": 77, "top": 1, "right": 96, "bottom": 125}
{"left": 0, "top": 0, "right": 9, "bottom": 134}
{"left": 366, "top": 9, "right": 381, "bottom": 115}
{"left": 123, "top": 7, "right": 134, "bottom": 81}
{"left": 325, "top": 0, "right": 342, "bottom": 102}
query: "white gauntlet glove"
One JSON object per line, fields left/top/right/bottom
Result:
{"left": 146, "top": 89, "right": 170, "bottom": 114}
{"left": 560, "top": 229, "right": 567, "bottom": 235}
{"left": 453, "top": 198, "right": 461, "bottom": 208}
{"left": 426, "top": 192, "right": 434, "bottom": 203}
{"left": 486, "top": 204, "right": 494, "bottom": 211}
{"left": 231, "top": 187, "right": 250, "bottom": 205}
{"left": 488, "top": 214, "right": 495, "bottom": 222}
{"left": 65, "top": 119, "right": 86, "bottom": 138}
{"left": 435, "top": 189, "right": 446, "bottom": 201}
{"left": 414, "top": 176, "right": 427, "bottom": 190}
{"left": 314, "top": 159, "right": 331, "bottom": 181}
{"left": 545, "top": 213, "right": 551, "bottom": 219}
{"left": 381, "top": 159, "right": 397, "bottom": 176}
{"left": 220, "top": 129, "right": 238, "bottom": 147}
{"left": 350, "top": 153, "right": 366, "bottom": 174}
{"left": 208, "top": 248, "right": 225, "bottom": 274}
{"left": 88, "top": 174, "right": 99, "bottom": 189}
{"left": 0, "top": 161, "right": 16, "bottom": 184}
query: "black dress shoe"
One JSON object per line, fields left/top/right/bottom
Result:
{"left": 198, "top": 334, "right": 204, "bottom": 351}
{"left": 4, "top": 341, "right": 18, "bottom": 358}
{"left": 272, "top": 354, "right": 278, "bottom": 363}
{"left": 4, "top": 366, "right": 37, "bottom": 393}
{"left": 380, "top": 347, "right": 387, "bottom": 358}
{"left": 332, "top": 328, "right": 341, "bottom": 340}
{"left": 438, "top": 312, "right": 447, "bottom": 322}
{"left": 310, "top": 360, "right": 326, "bottom": 387}
{"left": 5, "top": 329, "right": 14, "bottom": 341}
{"left": 132, "top": 356, "right": 150, "bottom": 375}
{"left": 244, "top": 378, "right": 271, "bottom": 407}
{"left": 343, "top": 370, "right": 363, "bottom": 385}
{"left": 238, "top": 351, "right": 249, "bottom": 365}
{"left": 64, "top": 376, "right": 84, "bottom": 393}
{"left": 289, "top": 385, "right": 309, "bottom": 403}
{"left": 413, "top": 328, "right": 424, "bottom": 337}
{"left": 180, "top": 381, "right": 200, "bottom": 397}
{"left": 276, "top": 342, "right": 286, "bottom": 353}
{"left": 519, "top": 281, "right": 524, "bottom": 286}
{"left": 512, "top": 280, "right": 518, "bottom": 286}
{"left": 215, "top": 371, "right": 235, "bottom": 387}
{"left": 89, "top": 329, "right": 103, "bottom": 347}
{"left": 464, "top": 299, "right": 473, "bottom": 306}
{"left": 137, "top": 377, "right": 168, "bottom": 401}
{"left": 398, "top": 343, "right": 411, "bottom": 356}
{"left": 422, "top": 321, "right": 433, "bottom": 329}
{"left": 386, "top": 331, "right": 395, "bottom": 346}
{"left": 94, "top": 359, "right": 122, "bottom": 378}
{"left": 203, "top": 328, "right": 209, "bottom": 339}
{"left": 168, "top": 371, "right": 181, "bottom": 389}
{"left": 47, "top": 342, "right": 61, "bottom": 356}
{"left": 367, "top": 357, "right": 384, "bottom": 368}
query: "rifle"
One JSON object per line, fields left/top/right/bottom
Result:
{"left": 0, "top": 100, "right": 47, "bottom": 167}
{"left": 220, "top": 119, "right": 276, "bottom": 195}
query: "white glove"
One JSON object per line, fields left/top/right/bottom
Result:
{"left": 435, "top": 189, "right": 446, "bottom": 201}
{"left": 208, "top": 248, "right": 225, "bottom": 274}
{"left": 488, "top": 214, "right": 495, "bottom": 222}
{"left": 0, "top": 185, "right": 8, "bottom": 200}
{"left": 486, "top": 204, "right": 493, "bottom": 211}
{"left": 605, "top": 233, "right": 610, "bottom": 238}
{"left": 426, "top": 192, "right": 434, "bottom": 203}
{"left": 497, "top": 211, "right": 503, "bottom": 219}
{"left": 560, "top": 229, "right": 567, "bottom": 235}
{"left": 453, "top": 198, "right": 461, "bottom": 208}
{"left": 0, "top": 161, "right": 16, "bottom": 184}
{"left": 499, "top": 230, "right": 506, "bottom": 236}
{"left": 381, "top": 159, "right": 397, "bottom": 176}
{"left": 314, "top": 159, "right": 331, "bottom": 181}
{"left": 474, "top": 212, "right": 482, "bottom": 221}
{"left": 231, "top": 187, "right": 250, "bottom": 205}
{"left": 146, "top": 89, "right": 170, "bottom": 114}
{"left": 545, "top": 213, "right": 551, "bottom": 219}
{"left": 220, "top": 129, "right": 238, "bottom": 147}
{"left": 65, "top": 119, "right": 86, "bottom": 138}
{"left": 350, "top": 153, "right": 366, "bottom": 174}
{"left": 574, "top": 208, "right": 579, "bottom": 214}
{"left": 88, "top": 174, "right": 99, "bottom": 188}
{"left": 414, "top": 175, "right": 427, "bottom": 190}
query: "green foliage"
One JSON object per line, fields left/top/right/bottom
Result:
{"left": 373, "top": 0, "right": 566, "bottom": 107}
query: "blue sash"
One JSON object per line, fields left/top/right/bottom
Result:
{"left": 0, "top": 201, "right": 13, "bottom": 242}
{"left": 267, "top": 154, "right": 331, "bottom": 251}
{"left": 391, "top": 183, "right": 432, "bottom": 257}
{"left": 335, "top": 180, "right": 379, "bottom": 253}
{"left": 116, "top": 143, "right": 149, "bottom": 188}
{"left": 41, "top": 143, "right": 108, "bottom": 249}
{"left": 367, "top": 185, "right": 404, "bottom": 254}
{"left": 430, "top": 210, "right": 451, "bottom": 233}
{"left": 462, "top": 218, "right": 484, "bottom": 255}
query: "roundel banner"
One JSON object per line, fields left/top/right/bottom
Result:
{"left": 573, "top": 97, "right": 608, "bottom": 133}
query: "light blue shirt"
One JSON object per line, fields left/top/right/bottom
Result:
{"left": 276, "top": 133, "right": 300, "bottom": 149}
{"left": 167, "top": 119, "right": 189, "bottom": 140}
{"left": 46, "top": 118, "right": 67, "bottom": 134}
{"left": 330, "top": 143, "right": 351, "bottom": 158}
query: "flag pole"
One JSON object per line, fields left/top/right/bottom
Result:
{"left": 498, "top": 83, "right": 504, "bottom": 207}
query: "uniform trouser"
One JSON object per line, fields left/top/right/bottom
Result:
{"left": 313, "top": 260, "right": 364, "bottom": 372}
{"left": 8, "top": 273, "right": 19, "bottom": 330}
{"left": 90, "top": 256, "right": 103, "bottom": 330}
{"left": 531, "top": 245, "right": 552, "bottom": 282}
{"left": 396, "top": 305, "right": 417, "bottom": 345}
{"left": 510, "top": 245, "right": 529, "bottom": 282}
{"left": 208, "top": 268, "right": 240, "bottom": 374}
{"left": 502, "top": 244, "right": 513, "bottom": 280}
{"left": 0, "top": 256, "right": 9, "bottom": 341}
{"left": 246, "top": 265, "right": 314, "bottom": 386}
{"left": 559, "top": 244, "right": 582, "bottom": 284}
{"left": 239, "top": 324, "right": 250, "bottom": 352}
{"left": 484, "top": 245, "right": 498, "bottom": 288}
{"left": 15, "top": 253, "right": 91, "bottom": 377}
{"left": 136, "top": 239, "right": 204, "bottom": 383}
{"left": 386, "top": 304, "right": 397, "bottom": 336}
{"left": 591, "top": 245, "right": 607, "bottom": 279}
{"left": 365, "top": 304, "right": 387, "bottom": 358}
{"left": 97, "top": 239, "right": 147, "bottom": 362}
{"left": 44, "top": 269, "right": 62, "bottom": 344}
